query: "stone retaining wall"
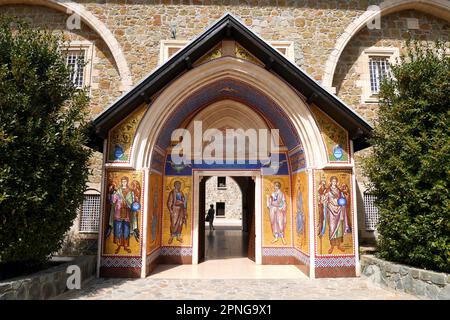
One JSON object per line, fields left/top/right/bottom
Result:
{"left": 0, "top": 255, "right": 96, "bottom": 300}
{"left": 361, "top": 255, "right": 450, "bottom": 300}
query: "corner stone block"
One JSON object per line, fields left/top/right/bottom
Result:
{"left": 420, "top": 270, "right": 433, "bottom": 282}
{"left": 425, "top": 284, "right": 440, "bottom": 300}
{"left": 402, "top": 274, "right": 414, "bottom": 294}
{"left": 27, "top": 279, "right": 42, "bottom": 300}
{"left": 0, "top": 282, "right": 13, "bottom": 294}
{"left": 42, "top": 283, "right": 55, "bottom": 300}
{"left": 399, "top": 266, "right": 409, "bottom": 276}
{"left": 437, "top": 285, "right": 450, "bottom": 300}
{"left": 431, "top": 273, "right": 447, "bottom": 286}
{"left": 414, "top": 280, "right": 426, "bottom": 297}
{"left": 410, "top": 268, "right": 420, "bottom": 279}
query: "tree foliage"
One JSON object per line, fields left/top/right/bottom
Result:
{"left": 0, "top": 17, "right": 92, "bottom": 268}
{"left": 363, "top": 41, "right": 450, "bottom": 273}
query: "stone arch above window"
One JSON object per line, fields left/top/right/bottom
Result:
{"left": 322, "top": 0, "right": 450, "bottom": 92}
{"left": 0, "top": 0, "right": 132, "bottom": 91}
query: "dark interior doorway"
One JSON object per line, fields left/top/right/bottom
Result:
{"left": 216, "top": 202, "right": 225, "bottom": 217}
{"left": 198, "top": 175, "right": 255, "bottom": 262}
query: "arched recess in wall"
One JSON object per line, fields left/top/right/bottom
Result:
{"left": 131, "top": 57, "right": 328, "bottom": 170}
{"left": 322, "top": 0, "right": 450, "bottom": 90}
{"left": 181, "top": 99, "right": 285, "bottom": 154}
{"left": 0, "top": 0, "right": 132, "bottom": 91}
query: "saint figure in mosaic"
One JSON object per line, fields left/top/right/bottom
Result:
{"left": 167, "top": 180, "right": 187, "bottom": 244}
{"left": 296, "top": 177, "right": 305, "bottom": 237}
{"left": 266, "top": 181, "right": 287, "bottom": 244}
{"left": 318, "top": 176, "right": 351, "bottom": 254}
{"left": 106, "top": 176, "right": 141, "bottom": 254}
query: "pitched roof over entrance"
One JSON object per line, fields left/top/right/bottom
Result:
{"left": 90, "top": 14, "right": 372, "bottom": 152}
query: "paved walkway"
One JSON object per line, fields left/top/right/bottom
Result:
{"left": 58, "top": 229, "right": 419, "bottom": 300}
{"left": 57, "top": 228, "right": 422, "bottom": 300}
{"left": 56, "top": 258, "right": 419, "bottom": 300}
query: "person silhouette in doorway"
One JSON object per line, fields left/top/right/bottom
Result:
{"left": 207, "top": 204, "right": 215, "bottom": 231}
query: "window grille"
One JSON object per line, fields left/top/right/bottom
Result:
{"left": 217, "top": 176, "right": 227, "bottom": 188}
{"left": 369, "top": 57, "right": 390, "bottom": 94}
{"left": 79, "top": 193, "right": 100, "bottom": 233}
{"left": 364, "top": 192, "right": 379, "bottom": 231}
{"left": 66, "top": 51, "right": 85, "bottom": 88}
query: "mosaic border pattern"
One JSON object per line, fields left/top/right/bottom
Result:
{"left": 263, "top": 248, "right": 310, "bottom": 266}
{"left": 160, "top": 247, "right": 193, "bottom": 256}
{"left": 262, "top": 247, "right": 294, "bottom": 257}
{"left": 101, "top": 257, "right": 142, "bottom": 268}
{"left": 315, "top": 256, "right": 355, "bottom": 268}
{"left": 293, "top": 249, "right": 310, "bottom": 266}
{"left": 156, "top": 78, "right": 302, "bottom": 150}
{"left": 146, "top": 248, "right": 161, "bottom": 267}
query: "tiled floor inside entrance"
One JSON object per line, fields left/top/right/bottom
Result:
{"left": 151, "top": 224, "right": 306, "bottom": 279}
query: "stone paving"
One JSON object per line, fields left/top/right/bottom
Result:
{"left": 56, "top": 276, "right": 420, "bottom": 300}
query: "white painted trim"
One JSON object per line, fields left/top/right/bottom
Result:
{"left": 308, "top": 168, "right": 315, "bottom": 278}
{"left": 96, "top": 139, "right": 107, "bottom": 278}
{"left": 159, "top": 40, "right": 190, "bottom": 65}
{"left": 104, "top": 163, "right": 135, "bottom": 169}
{"left": 358, "top": 47, "right": 400, "bottom": 104}
{"left": 192, "top": 170, "right": 262, "bottom": 265}
{"left": 0, "top": 0, "right": 133, "bottom": 91}
{"left": 322, "top": 0, "right": 450, "bottom": 90}
{"left": 141, "top": 168, "right": 150, "bottom": 278}
{"left": 192, "top": 173, "right": 199, "bottom": 265}
{"left": 255, "top": 174, "right": 262, "bottom": 265}
{"left": 350, "top": 141, "right": 361, "bottom": 276}
{"left": 63, "top": 40, "right": 95, "bottom": 93}
{"left": 132, "top": 57, "right": 327, "bottom": 171}
{"left": 159, "top": 39, "right": 296, "bottom": 65}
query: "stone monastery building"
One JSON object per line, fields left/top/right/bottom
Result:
{"left": 1, "top": 0, "right": 448, "bottom": 279}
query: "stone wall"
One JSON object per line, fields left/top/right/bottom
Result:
{"left": 0, "top": 256, "right": 97, "bottom": 300}
{"left": 1, "top": 1, "right": 448, "bottom": 251}
{"left": 0, "top": 4, "right": 123, "bottom": 118}
{"left": 361, "top": 255, "right": 450, "bottom": 300}
{"left": 205, "top": 176, "right": 242, "bottom": 220}
{"left": 334, "top": 10, "right": 450, "bottom": 124}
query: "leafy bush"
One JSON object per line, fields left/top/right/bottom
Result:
{"left": 0, "top": 17, "right": 92, "bottom": 270}
{"left": 363, "top": 41, "right": 450, "bottom": 273}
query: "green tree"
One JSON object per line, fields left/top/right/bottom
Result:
{"left": 0, "top": 17, "right": 92, "bottom": 271}
{"left": 363, "top": 41, "right": 450, "bottom": 273}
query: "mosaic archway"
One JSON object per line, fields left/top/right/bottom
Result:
{"left": 99, "top": 56, "right": 360, "bottom": 279}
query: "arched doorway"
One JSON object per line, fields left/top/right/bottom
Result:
{"left": 145, "top": 72, "right": 311, "bottom": 268}
{"left": 92, "top": 14, "right": 372, "bottom": 279}
{"left": 198, "top": 175, "right": 255, "bottom": 263}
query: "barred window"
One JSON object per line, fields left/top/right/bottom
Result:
{"left": 217, "top": 176, "right": 227, "bottom": 188}
{"left": 363, "top": 192, "right": 379, "bottom": 231}
{"left": 66, "top": 50, "right": 85, "bottom": 88}
{"left": 369, "top": 57, "right": 390, "bottom": 94}
{"left": 79, "top": 193, "right": 101, "bottom": 233}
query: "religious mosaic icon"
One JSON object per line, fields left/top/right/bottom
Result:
{"left": 167, "top": 180, "right": 188, "bottom": 244}
{"left": 311, "top": 106, "right": 349, "bottom": 162}
{"left": 266, "top": 181, "right": 288, "bottom": 245}
{"left": 151, "top": 188, "right": 159, "bottom": 244}
{"left": 105, "top": 175, "right": 141, "bottom": 254}
{"left": 317, "top": 175, "right": 352, "bottom": 254}
{"left": 108, "top": 105, "right": 147, "bottom": 162}
{"left": 296, "top": 176, "right": 305, "bottom": 237}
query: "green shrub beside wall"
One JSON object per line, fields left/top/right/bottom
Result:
{"left": 364, "top": 41, "right": 450, "bottom": 273}
{"left": 0, "top": 17, "right": 92, "bottom": 270}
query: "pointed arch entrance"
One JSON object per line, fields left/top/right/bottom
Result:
{"left": 92, "top": 14, "right": 372, "bottom": 280}
{"left": 134, "top": 58, "right": 319, "bottom": 271}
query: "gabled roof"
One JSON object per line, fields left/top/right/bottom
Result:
{"left": 90, "top": 13, "right": 372, "bottom": 151}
